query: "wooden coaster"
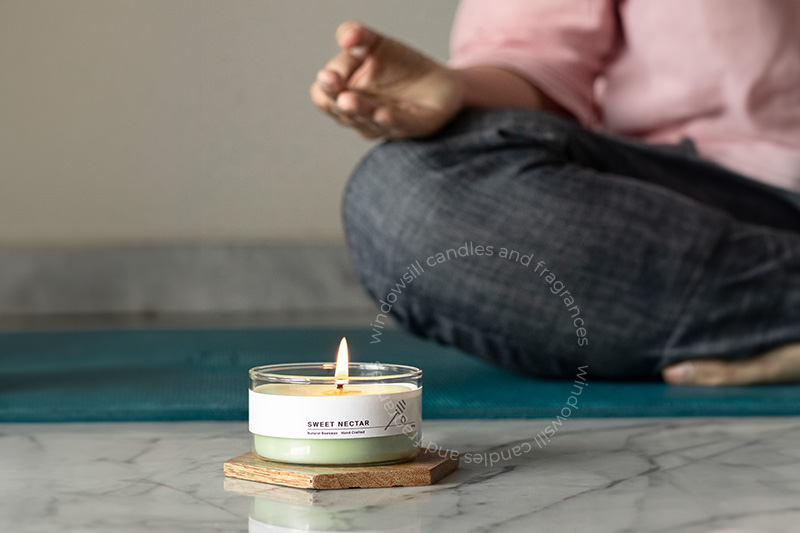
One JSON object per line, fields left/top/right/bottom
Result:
{"left": 223, "top": 450, "right": 459, "bottom": 490}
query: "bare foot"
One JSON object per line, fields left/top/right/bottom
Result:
{"left": 662, "top": 343, "right": 800, "bottom": 386}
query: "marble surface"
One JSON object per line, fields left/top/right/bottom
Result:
{"left": 2, "top": 418, "right": 799, "bottom": 533}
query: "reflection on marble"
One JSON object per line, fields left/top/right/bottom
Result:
{"left": 2, "top": 418, "right": 800, "bottom": 532}
{"left": 226, "top": 478, "right": 426, "bottom": 532}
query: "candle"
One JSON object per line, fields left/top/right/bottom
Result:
{"left": 249, "top": 338, "right": 422, "bottom": 465}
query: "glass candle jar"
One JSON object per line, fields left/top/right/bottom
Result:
{"left": 249, "top": 362, "right": 422, "bottom": 465}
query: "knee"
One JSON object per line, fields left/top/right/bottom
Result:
{"left": 341, "top": 109, "right": 573, "bottom": 305}
{"left": 341, "top": 110, "right": 597, "bottom": 379}
{"left": 342, "top": 108, "right": 572, "bottom": 253}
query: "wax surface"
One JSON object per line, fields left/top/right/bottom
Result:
{"left": 255, "top": 383, "right": 413, "bottom": 396}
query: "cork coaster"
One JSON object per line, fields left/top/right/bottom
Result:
{"left": 223, "top": 450, "right": 459, "bottom": 490}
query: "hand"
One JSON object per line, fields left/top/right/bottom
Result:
{"left": 310, "top": 21, "right": 464, "bottom": 139}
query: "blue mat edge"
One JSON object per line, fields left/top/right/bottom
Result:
{"left": 3, "top": 326, "right": 800, "bottom": 422}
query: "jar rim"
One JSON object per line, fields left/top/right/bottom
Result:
{"left": 249, "top": 362, "right": 422, "bottom": 384}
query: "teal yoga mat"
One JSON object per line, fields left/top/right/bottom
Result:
{"left": 1, "top": 328, "right": 798, "bottom": 422}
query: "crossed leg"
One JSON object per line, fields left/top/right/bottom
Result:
{"left": 342, "top": 110, "right": 800, "bottom": 385}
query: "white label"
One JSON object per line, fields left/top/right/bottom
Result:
{"left": 249, "top": 387, "right": 421, "bottom": 439}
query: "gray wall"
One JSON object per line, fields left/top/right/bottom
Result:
{"left": 0, "top": 0, "right": 460, "bottom": 246}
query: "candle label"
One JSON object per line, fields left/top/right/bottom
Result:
{"left": 249, "top": 387, "right": 422, "bottom": 439}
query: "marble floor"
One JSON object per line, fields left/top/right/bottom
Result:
{"left": 2, "top": 418, "right": 800, "bottom": 533}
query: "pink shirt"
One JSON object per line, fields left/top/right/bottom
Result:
{"left": 450, "top": 0, "right": 800, "bottom": 192}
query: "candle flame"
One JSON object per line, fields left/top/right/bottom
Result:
{"left": 334, "top": 337, "right": 349, "bottom": 387}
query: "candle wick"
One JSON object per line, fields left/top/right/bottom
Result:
{"left": 337, "top": 383, "right": 344, "bottom": 390}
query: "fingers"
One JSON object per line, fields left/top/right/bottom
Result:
{"left": 337, "top": 92, "right": 391, "bottom": 138}
{"left": 336, "top": 21, "right": 381, "bottom": 65}
{"left": 316, "top": 69, "right": 345, "bottom": 98}
{"left": 310, "top": 79, "right": 388, "bottom": 137}
{"left": 310, "top": 21, "right": 448, "bottom": 139}
{"left": 335, "top": 91, "right": 378, "bottom": 119}
{"left": 310, "top": 20, "right": 381, "bottom": 115}
{"left": 309, "top": 21, "right": 390, "bottom": 138}
{"left": 325, "top": 21, "right": 382, "bottom": 86}
{"left": 336, "top": 92, "right": 386, "bottom": 138}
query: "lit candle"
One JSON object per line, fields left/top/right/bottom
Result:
{"left": 249, "top": 338, "right": 422, "bottom": 465}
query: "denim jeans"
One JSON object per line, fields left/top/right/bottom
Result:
{"left": 342, "top": 110, "right": 800, "bottom": 380}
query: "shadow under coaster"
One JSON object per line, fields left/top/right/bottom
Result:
{"left": 1, "top": 327, "right": 799, "bottom": 422}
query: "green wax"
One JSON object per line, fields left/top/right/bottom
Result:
{"left": 253, "top": 432, "right": 419, "bottom": 465}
